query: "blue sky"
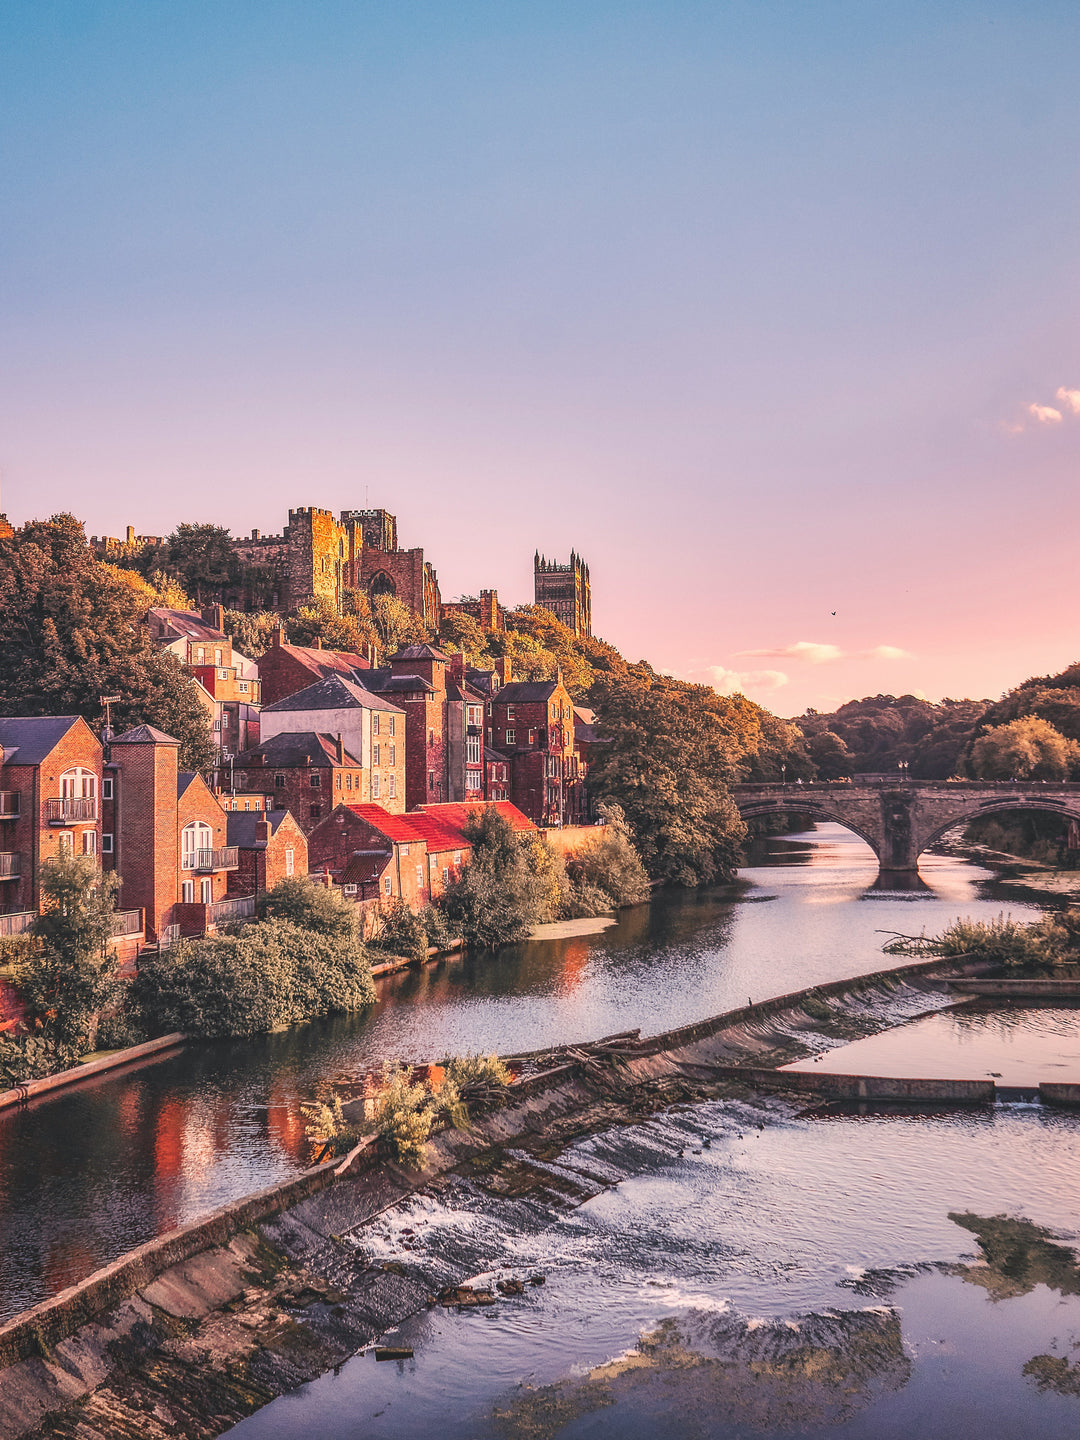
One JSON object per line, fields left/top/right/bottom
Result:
{"left": 2, "top": 2, "right": 1079, "bottom": 712}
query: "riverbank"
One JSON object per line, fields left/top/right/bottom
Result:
{"left": 0, "top": 952, "right": 992, "bottom": 1440}
{"left": 935, "top": 837, "right": 1080, "bottom": 903}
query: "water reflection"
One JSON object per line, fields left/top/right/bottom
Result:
{"left": 0, "top": 824, "right": 1046, "bottom": 1319}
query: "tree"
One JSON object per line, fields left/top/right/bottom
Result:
{"left": 437, "top": 808, "right": 563, "bottom": 948}
{"left": 969, "top": 717, "right": 1080, "bottom": 780}
{"left": 564, "top": 802, "right": 651, "bottom": 907}
{"left": 805, "top": 730, "right": 853, "bottom": 780}
{"left": 222, "top": 608, "right": 279, "bottom": 658}
{"left": 287, "top": 595, "right": 376, "bottom": 654}
{"left": 165, "top": 523, "right": 238, "bottom": 604}
{"left": 588, "top": 674, "right": 751, "bottom": 885}
{"left": 21, "top": 853, "right": 123, "bottom": 1054}
{"left": 437, "top": 610, "right": 492, "bottom": 666}
{"left": 371, "top": 594, "right": 430, "bottom": 655}
{"left": 0, "top": 515, "right": 216, "bottom": 772}
{"left": 258, "top": 876, "right": 358, "bottom": 940}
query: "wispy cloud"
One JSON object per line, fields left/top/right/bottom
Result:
{"left": 1028, "top": 402, "right": 1063, "bottom": 425}
{"left": 706, "top": 666, "right": 788, "bottom": 697}
{"left": 737, "top": 640, "right": 843, "bottom": 664}
{"left": 1056, "top": 387, "right": 1080, "bottom": 415}
{"left": 866, "top": 644, "right": 911, "bottom": 661}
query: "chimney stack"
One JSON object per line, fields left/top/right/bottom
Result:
{"left": 255, "top": 817, "right": 271, "bottom": 847}
{"left": 335, "top": 732, "right": 344, "bottom": 765}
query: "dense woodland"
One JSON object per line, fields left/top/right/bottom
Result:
{"left": 4, "top": 513, "right": 1080, "bottom": 878}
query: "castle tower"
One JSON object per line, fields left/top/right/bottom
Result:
{"left": 533, "top": 550, "right": 592, "bottom": 638}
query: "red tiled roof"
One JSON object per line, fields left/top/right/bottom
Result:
{"left": 340, "top": 804, "right": 429, "bottom": 845}
{"left": 417, "top": 801, "right": 538, "bottom": 845}
{"left": 275, "top": 642, "right": 370, "bottom": 678}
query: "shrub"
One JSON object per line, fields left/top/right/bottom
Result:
{"left": 136, "top": 917, "right": 375, "bottom": 1038}
{"left": 376, "top": 1063, "right": 437, "bottom": 1167}
{"left": 300, "top": 1090, "right": 363, "bottom": 1159}
{"left": 259, "top": 877, "right": 357, "bottom": 941}
{"left": 883, "top": 911, "right": 1071, "bottom": 973}
{"left": 442, "top": 1051, "right": 512, "bottom": 1090}
{"left": 561, "top": 881, "right": 615, "bottom": 918}
{"left": 438, "top": 809, "right": 565, "bottom": 949}
{"left": 564, "top": 803, "right": 651, "bottom": 909}
{"left": 370, "top": 899, "right": 429, "bottom": 962}
{"left": 0, "top": 1033, "right": 74, "bottom": 1086}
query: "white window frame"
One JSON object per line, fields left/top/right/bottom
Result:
{"left": 102, "top": 832, "right": 114, "bottom": 854}
{"left": 285, "top": 848, "right": 295, "bottom": 877}
{"left": 102, "top": 777, "right": 113, "bottom": 800}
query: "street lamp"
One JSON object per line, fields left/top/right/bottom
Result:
{"left": 781, "top": 762, "right": 787, "bottom": 786}
{"left": 897, "top": 760, "right": 910, "bottom": 782}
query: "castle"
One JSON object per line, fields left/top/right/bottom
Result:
{"left": 92, "top": 506, "right": 592, "bottom": 637}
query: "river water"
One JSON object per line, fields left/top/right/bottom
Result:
{"left": 0, "top": 826, "right": 1056, "bottom": 1323}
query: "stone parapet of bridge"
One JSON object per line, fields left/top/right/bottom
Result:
{"left": 729, "top": 779, "right": 1080, "bottom": 874}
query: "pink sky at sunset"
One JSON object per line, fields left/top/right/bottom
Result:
{"left": 2, "top": 2, "right": 1079, "bottom": 719}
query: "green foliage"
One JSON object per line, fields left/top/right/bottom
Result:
{"left": 882, "top": 911, "right": 1071, "bottom": 973}
{"left": 135, "top": 917, "right": 374, "bottom": 1038}
{"left": 437, "top": 809, "right": 564, "bottom": 948}
{"left": 437, "top": 610, "right": 492, "bottom": 666}
{"left": 258, "top": 876, "right": 358, "bottom": 940}
{"left": 798, "top": 695, "right": 989, "bottom": 780}
{"left": 371, "top": 899, "right": 430, "bottom": 961}
{"left": 287, "top": 594, "right": 376, "bottom": 655}
{"left": 587, "top": 673, "right": 752, "bottom": 885}
{"left": 163, "top": 523, "right": 239, "bottom": 604}
{"left": 441, "top": 1051, "right": 513, "bottom": 1089}
{"left": 222, "top": 609, "right": 279, "bottom": 658}
{"left": 0, "top": 514, "right": 216, "bottom": 773}
{"left": 969, "top": 716, "right": 1080, "bottom": 780}
{"left": 375, "top": 1063, "right": 438, "bottom": 1167}
{"left": 804, "top": 729, "right": 853, "bottom": 780}
{"left": 0, "top": 1033, "right": 73, "bottom": 1087}
{"left": 372, "top": 593, "right": 431, "bottom": 655}
{"left": 300, "top": 1090, "right": 362, "bottom": 1159}
{"left": 20, "top": 854, "right": 124, "bottom": 1052}
{"left": 564, "top": 803, "right": 651, "bottom": 909}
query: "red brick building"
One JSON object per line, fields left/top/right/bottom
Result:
{"left": 105, "top": 725, "right": 238, "bottom": 941}
{"left": 258, "top": 677, "right": 406, "bottom": 816}
{"left": 228, "top": 730, "right": 367, "bottom": 835}
{"left": 148, "top": 606, "right": 261, "bottom": 760}
{"left": 255, "top": 630, "right": 372, "bottom": 707}
{"left": 487, "top": 676, "right": 586, "bottom": 826}
{"left": 0, "top": 716, "right": 104, "bottom": 919}
{"left": 226, "top": 809, "right": 307, "bottom": 898}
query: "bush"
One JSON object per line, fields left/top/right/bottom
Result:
{"left": 438, "top": 809, "right": 565, "bottom": 949}
{"left": 370, "top": 899, "right": 429, "bottom": 962}
{"left": 883, "top": 911, "right": 1071, "bottom": 973}
{"left": 442, "top": 1051, "right": 512, "bottom": 1090}
{"left": 564, "top": 803, "right": 651, "bottom": 909}
{"left": 561, "top": 881, "right": 615, "bottom": 918}
{"left": 0, "top": 1033, "right": 74, "bottom": 1086}
{"left": 259, "top": 877, "right": 358, "bottom": 940}
{"left": 136, "top": 917, "right": 375, "bottom": 1038}
{"left": 300, "top": 1090, "right": 363, "bottom": 1159}
{"left": 376, "top": 1063, "right": 438, "bottom": 1167}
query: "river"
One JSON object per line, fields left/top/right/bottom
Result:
{"left": 0, "top": 825, "right": 1052, "bottom": 1323}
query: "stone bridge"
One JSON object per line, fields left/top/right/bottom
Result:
{"left": 729, "top": 777, "right": 1080, "bottom": 876}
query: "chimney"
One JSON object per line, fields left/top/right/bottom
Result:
{"left": 335, "top": 732, "right": 344, "bottom": 765}
{"left": 255, "top": 817, "right": 272, "bottom": 847}
{"left": 273, "top": 625, "right": 286, "bottom": 647}
{"left": 449, "top": 650, "right": 466, "bottom": 682}
{"left": 495, "top": 654, "right": 513, "bottom": 685}
{"left": 314, "top": 636, "right": 322, "bottom": 650}
{"left": 202, "top": 603, "right": 225, "bottom": 632}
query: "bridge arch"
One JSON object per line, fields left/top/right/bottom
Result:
{"left": 916, "top": 796, "right": 1080, "bottom": 860}
{"left": 736, "top": 798, "right": 882, "bottom": 863}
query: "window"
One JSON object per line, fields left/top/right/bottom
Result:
{"left": 487, "top": 702, "right": 492, "bottom": 716}
{"left": 285, "top": 848, "right": 295, "bottom": 877}
{"left": 309, "top": 803, "right": 321, "bottom": 819}
{"left": 429, "top": 729, "right": 435, "bottom": 746}
{"left": 528, "top": 729, "right": 536, "bottom": 745}
{"left": 467, "top": 705, "right": 482, "bottom": 726}
{"left": 384, "top": 875, "right": 392, "bottom": 896}
{"left": 214, "top": 719, "right": 221, "bottom": 732}
{"left": 82, "top": 831, "right": 96, "bottom": 856}
{"left": 373, "top": 744, "right": 380, "bottom": 766}
{"left": 102, "top": 778, "right": 113, "bottom": 800}
{"left": 102, "top": 833, "right": 114, "bottom": 854}
{"left": 373, "top": 714, "right": 380, "bottom": 735}
{"left": 275, "top": 774, "right": 285, "bottom": 788}
{"left": 389, "top": 716, "right": 395, "bottom": 735}
{"left": 57, "top": 831, "right": 74, "bottom": 854}
{"left": 388, "top": 774, "right": 396, "bottom": 798}
{"left": 181, "top": 821, "right": 212, "bottom": 869}
{"left": 505, "top": 730, "right": 516, "bottom": 746}
{"left": 429, "top": 771, "right": 436, "bottom": 791}
{"left": 218, "top": 667, "right": 228, "bottom": 680}
{"left": 182, "top": 880, "right": 194, "bottom": 903}
{"left": 239, "top": 682, "right": 249, "bottom": 694}
{"left": 389, "top": 744, "right": 396, "bottom": 765}
{"left": 466, "top": 771, "right": 482, "bottom": 792}
{"left": 337, "top": 773, "right": 343, "bottom": 789}
{"left": 371, "top": 774, "right": 380, "bottom": 798}
{"left": 507, "top": 706, "right": 515, "bottom": 720}
{"left": 60, "top": 767, "right": 97, "bottom": 801}
{"left": 345, "top": 772, "right": 352, "bottom": 789}
{"left": 401, "top": 843, "right": 410, "bottom": 856}
{"left": 310, "top": 772, "right": 321, "bottom": 788}
{"left": 215, "top": 649, "right": 223, "bottom": 666}
{"left": 200, "top": 878, "right": 213, "bottom": 904}
{"left": 416, "top": 865, "right": 424, "bottom": 888}
{"left": 454, "top": 851, "right": 462, "bottom": 866}
{"left": 442, "top": 867, "right": 450, "bottom": 885}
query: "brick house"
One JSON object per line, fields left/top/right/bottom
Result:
{"left": 0, "top": 716, "right": 104, "bottom": 919}
{"left": 307, "top": 798, "right": 538, "bottom": 908}
{"left": 104, "top": 725, "right": 238, "bottom": 941}
{"left": 255, "top": 630, "right": 372, "bottom": 707}
{"left": 258, "top": 677, "right": 406, "bottom": 816}
{"left": 487, "top": 676, "right": 586, "bottom": 826}
{"left": 485, "top": 748, "right": 511, "bottom": 802}
{"left": 148, "top": 606, "right": 261, "bottom": 760}
{"left": 226, "top": 810, "right": 307, "bottom": 898}
{"left": 228, "top": 730, "right": 367, "bottom": 835}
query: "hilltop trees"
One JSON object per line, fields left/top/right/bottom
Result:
{"left": 0, "top": 515, "right": 215, "bottom": 771}
{"left": 969, "top": 716, "right": 1080, "bottom": 781}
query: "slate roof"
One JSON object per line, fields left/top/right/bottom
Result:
{"left": 226, "top": 809, "right": 292, "bottom": 847}
{"left": 490, "top": 680, "right": 560, "bottom": 704}
{"left": 112, "top": 724, "right": 181, "bottom": 746}
{"left": 148, "top": 608, "right": 228, "bottom": 643}
{"left": 231, "top": 731, "right": 362, "bottom": 768}
{"left": 177, "top": 772, "right": 199, "bottom": 798}
{"left": 268, "top": 640, "right": 370, "bottom": 683}
{"left": 0, "top": 716, "right": 83, "bottom": 767}
{"left": 341, "top": 850, "right": 392, "bottom": 887}
{"left": 261, "top": 673, "right": 404, "bottom": 715}
{"left": 389, "top": 643, "right": 451, "bottom": 662}
{"left": 361, "top": 669, "right": 434, "bottom": 696}
{"left": 484, "top": 747, "right": 508, "bottom": 765}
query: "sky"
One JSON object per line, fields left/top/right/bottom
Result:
{"left": 2, "top": 1, "right": 1079, "bottom": 717}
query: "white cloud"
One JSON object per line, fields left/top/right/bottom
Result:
{"left": 1056, "top": 387, "right": 1080, "bottom": 414}
{"left": 706, "top": 666, "right": 789, "bottom": 697}
{"left": 737, "top": 640, "right": 843, "bottom": 664}
{"left": 1028, "top": 402, "right": 1063, "bottom": 425}
{"left": 866, "top": 644, "right": 911, "bottom": 661}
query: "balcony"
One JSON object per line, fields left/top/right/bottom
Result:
{"left": 110, "top": 908, "right": 144, "bottom": 938}
{"left": 0, "top": 852, "right": 21, "bottom": 880}
{"left": 46, "top": 796, "right": 98, "bottom": 824}
{"left": 210, "top": 895, "right": 256, "bottom": 926}
{"left": 0, "top": 792, "right": 20, "bottom": 818}
{"left": 181, "top": 846, "right": 239, "bottom": 873}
